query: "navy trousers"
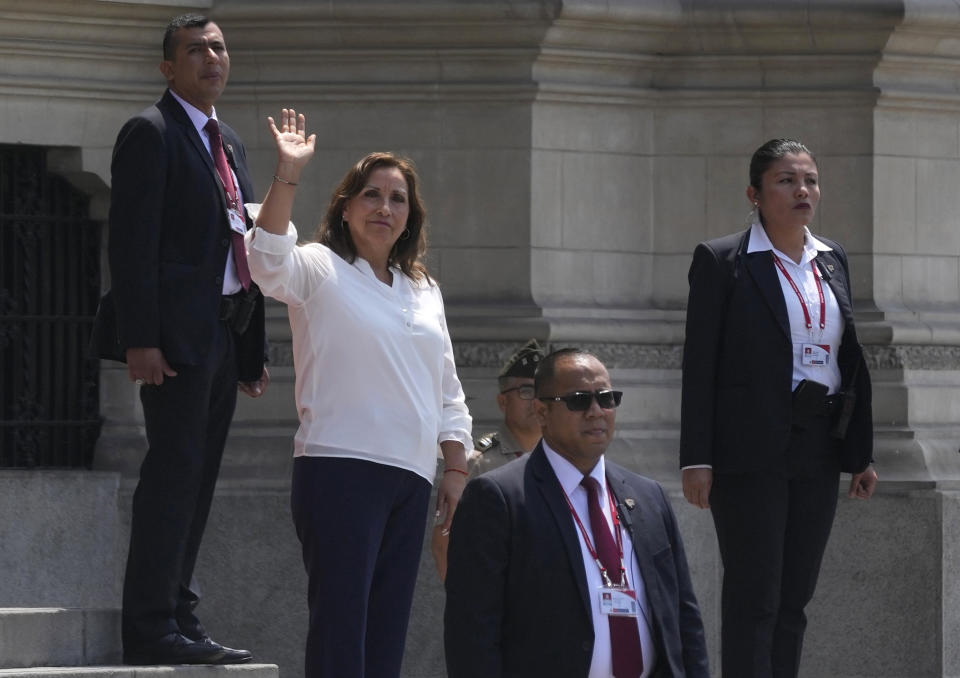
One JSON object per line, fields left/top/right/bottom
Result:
{"left": 710, "top": 415, "right": 842, "bottom": 678}
{"left": 122, "top": 321, "right": 237, "bottom": 646}
{"left": 291, "top": 456, "right": 431, "bottom": 678}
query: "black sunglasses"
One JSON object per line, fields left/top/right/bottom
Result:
{"left": 538, "top": 389, "right": 623, "bottom": 412}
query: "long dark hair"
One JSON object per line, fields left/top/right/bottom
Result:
{"left": 316, "top": 152, "right": 429, "bottom": 282}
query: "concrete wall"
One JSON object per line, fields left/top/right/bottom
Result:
{"left": 0, "top": 472, "right": 120, "bottom": 609}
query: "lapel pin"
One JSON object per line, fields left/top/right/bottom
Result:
{"left": 826, "top": 264, "right": 835, "bottom": 272}
{"left": 624, "top": 498, "right": 636, "bottom": 510}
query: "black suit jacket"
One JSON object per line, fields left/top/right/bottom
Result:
{"left": 444, "top": 444, "right": 709, "bottom": 678}
{"left": 679, "top": 227, "right": 872, "bottom": 474}
{"left": 90, "top": 89, "right": 265, "bottom": 381}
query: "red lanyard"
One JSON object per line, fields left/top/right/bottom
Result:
{"left": 561, "top": 479, "right": 627, "bottom": 588}
{"left": 772, "top": 254, "right": 825, "bottom": 333}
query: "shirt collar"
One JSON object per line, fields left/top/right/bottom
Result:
{"left": 746, "top": 220, "right": 832, "bottom": 265}
{"left": 542, "top": 439, "right": 606, "bottom": 498}
{"left": 169, "top": 89, "right": 218, "bottom": 137}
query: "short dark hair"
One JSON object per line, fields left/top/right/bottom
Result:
{"left": 749, "top": 138, "right": 817, "bottom": 192}
{"left": 317, "top": 152, "right": 430, "bottom": 282}
{"left": 534, "top": 348, "right": 596, "bottom": 397}
{"left": 163, "top": 13, "right": 209, "bottom": 60}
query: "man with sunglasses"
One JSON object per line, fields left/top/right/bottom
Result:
{"left": 445, "top": 348, "right": 709, "bottom": 678}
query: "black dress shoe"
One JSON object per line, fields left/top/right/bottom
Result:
{"left": 192, "top": 636, "right": 253, "bottom": 664}
{"left": 180, "top": 621, "right": 253, "bottom": 664}
{"left": 124, "top": 632, "right": 230, "bottom": 665}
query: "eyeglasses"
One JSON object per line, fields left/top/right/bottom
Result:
{"left": 500, "top": 385, "right": 535, "bottom": 400}
{"left": 538, "top": 389, "right": 623, "bottom": 412}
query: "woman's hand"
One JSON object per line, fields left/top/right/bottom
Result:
{"left": 848, "top": 465, "right": 878, "bottom": 499}
{"left": 682, "top": 467, "right": 713, "bottom": 509}
{"left": 431, "top": 524, "right": 450, "bottom": 581}
{"left": 267, "top": 108, "right": 316, "bottom": 181}
{"left": 437, "top": 440, "right": 469, "bottom": 535}
{"left": 436, "top": 465, "right": 467, "bottom": 533}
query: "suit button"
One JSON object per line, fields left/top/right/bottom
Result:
{"left": 215, "top": 276, "right": 223, "bottom": 286}
{"left": 581, "top": 640, "right": 591, "bottom": 652}
{"left": 221, "top": 238, "right": 229, "bottom": 247}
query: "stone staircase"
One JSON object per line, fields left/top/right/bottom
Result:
{"left": 0, "top": 608, "right": 278, "bottom": 678}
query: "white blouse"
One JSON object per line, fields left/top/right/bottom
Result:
{"left": 245, "top": 205, "right": 472, "bottom": 483}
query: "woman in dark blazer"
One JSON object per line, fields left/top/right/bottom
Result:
{"left": 679, "top": 138, "right": 878, "bottom": 678}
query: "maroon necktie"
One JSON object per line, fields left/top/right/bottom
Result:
{"left": 204, "top": 118, "right": 251, "bottom": 290}
{"left": 582, "top": 476, "right": 644, "bottom": 678}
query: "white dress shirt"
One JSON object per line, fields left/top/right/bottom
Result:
{"left": 543, "top": 443, "right": 657, "bottom": 678}
{"left": 746, "top": 221, "right": 844, "bottom": 394}
{"left": 169, "top": 90, "right": 244, "bottom": 295}
{"left": 244, "top": 210, "right": 472, "bottom": 483}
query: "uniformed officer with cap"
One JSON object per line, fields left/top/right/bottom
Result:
{"left": 470, "top": 338, "right": 545, "bottom": 474}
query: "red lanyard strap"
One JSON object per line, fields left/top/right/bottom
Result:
{"left": 773, "top": 254, "right": 825, "bottom": 332}
{"left": 561, "top": 480, "right": 627, "bottom": 587}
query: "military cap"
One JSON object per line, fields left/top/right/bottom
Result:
{"left": 498, "top": 339, "right": 544, "bottom": 379}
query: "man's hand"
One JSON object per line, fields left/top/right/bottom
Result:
{"left": 126, "top": 347, "right": 177, "bottom": 386}
{"left": 682, "top": 467, "right": 713, "bottom": 509}
{"left": 848, "top": 465, "right": 878, "bottom": 499}
{"left": 238, "top": 367, "right": 270, "bottom": 398}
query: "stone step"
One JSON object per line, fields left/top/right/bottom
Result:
{"left": 0, "top": 666, "right": 278, "bottom": 677}
{"left": 0, "top": 608, "right": 120, "bottom": 669}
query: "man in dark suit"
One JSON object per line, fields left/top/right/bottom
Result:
{"left": 444, "top": 348, "right": 709, "bottom": 678}
{"left": 90, "top": 13, "right": 267, "bottom": 666}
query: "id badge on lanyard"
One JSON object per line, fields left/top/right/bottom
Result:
{"left": 802, "top": 343, "right": 830, "bottom": 366}
{"left": 599, "top": 586, "right": 640, "bottom": 618}
{"left": 774, "top": 254, "right": 830, "bottom": 367}
{"left": 227, "top": 207, "right": 246, "bottom": 236}
{"left": 562, "top": 482, "right": 641, "bottom": 619}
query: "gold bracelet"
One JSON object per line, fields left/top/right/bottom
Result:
{"left": 273, "top": 174, "right": 298, "bottom": 186}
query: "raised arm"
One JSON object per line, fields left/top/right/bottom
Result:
{"left": 255, "top": 108, "right": 316, "bottom": 235}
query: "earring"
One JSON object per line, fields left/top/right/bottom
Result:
{"left": 340, "top": 218, "right": 348, "bottom": 230}
{"left": 399, "top": 228, "right": 410, "bottom": 241}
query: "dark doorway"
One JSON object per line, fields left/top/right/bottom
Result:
{"left": 0, "top": 145, "right": 101, "bottom": 467}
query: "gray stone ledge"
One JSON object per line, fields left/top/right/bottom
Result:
{"left": 454, "top": 341, "right": 684, "bottom": 369}
{"left": 864, "top": 344, "right": 960, "bottom": 370}
{"left": 269, "top": 340, "right": 960, "bottom": 371}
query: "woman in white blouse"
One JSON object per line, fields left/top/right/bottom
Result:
{"left": 246, "top": 109, "right": 472, "bottom": 678}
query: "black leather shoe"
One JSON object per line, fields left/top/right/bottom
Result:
{"left": 193, "top": 637, "right": 253, "bottom": 664}
{"left": 124, "top": 632, "right": 230, "bottom": 665}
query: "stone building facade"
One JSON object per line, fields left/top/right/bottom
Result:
{"left": 3, "top": 0, "right": 960, "bottom": 676}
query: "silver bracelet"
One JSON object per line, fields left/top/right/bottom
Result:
{"left": 273, "top": 174, "right": 298, "bottom": 186}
